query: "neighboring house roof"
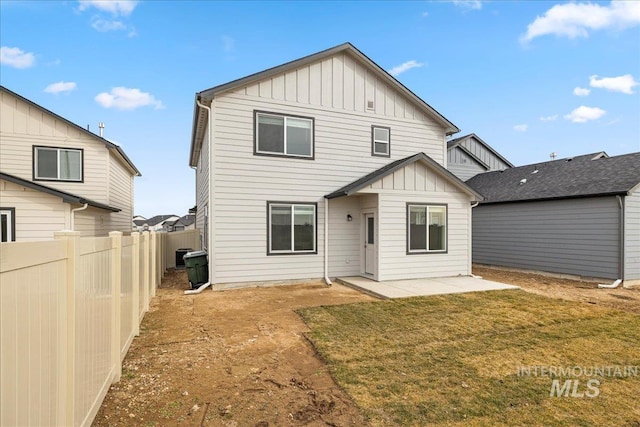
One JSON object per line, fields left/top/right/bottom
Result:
{"left": 0, "top": 171, "right": 121, "bottom": 212}
{"left": 465, "top": 151, "right": 640, "bottom": 204}
{"left": 178, "top": 214, "right": 195, "bottom": 226}
{"left": 325, "top": 152, "right": 483, "bottom": 200}
{"left": 133, "top": 219, "right": 147, "bottom": 226}
{"left": 0, "top": 85, "right": 141, "bottom": 177}
{"left": 447, "top": 133, "right": 515, "bottom": 168}
{"left": 146, "top": 214, "right": 179, "bottom": 226}
{"left": 190, "top": 42, "right": 460, "bottom": 166}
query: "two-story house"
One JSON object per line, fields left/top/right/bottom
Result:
{"left": 189, "top": 43, "right": 482, "bottom": 286}
{"left": 0, "top": 86, "right": 140, "bottom": 241}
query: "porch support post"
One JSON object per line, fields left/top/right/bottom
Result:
{"left": 324, "top": 197, "right": 332, "bottom": 285}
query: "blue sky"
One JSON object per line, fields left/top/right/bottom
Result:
{"left": 1, "top": 0, "right": 639, "bottom": 218}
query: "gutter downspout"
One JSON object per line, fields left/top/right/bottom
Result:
{"left": 70, "top": 203, "right": 88, "bottom": 231}
{"left": 599, "top": 195, "right": 624, "bottom": 289}
{"left": 324, "top": 198, "right": 332, "bottom": 286}
{"left": 196, "top": 98, "right": 213, "bottom": 283}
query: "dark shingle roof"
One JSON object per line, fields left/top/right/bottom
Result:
{"left": 465, "top": 152, "right": 640, "bottom": 204}
{"left": 146, "top": 215, "right": 178, "bottom": 226}
{"left": 0, "top": 171, "right": 120, "bottom": 212}
{"left": 325, "top": 152, "right": 482, "bottom": 200}
{"left": 179, "top": 214, "right": 195, "bottom": 226}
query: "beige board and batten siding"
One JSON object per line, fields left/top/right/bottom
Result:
{"left": 209, "top": 51, "right": 450, "bottom": 284}
{"left": 0, "top": 178, "right": 69, "bottom": 241}
{"left": 624, "top": 190, "right": 640, "bottom": 282}
{"left": 361, "top": 161, "right": 470, "bottom": 280}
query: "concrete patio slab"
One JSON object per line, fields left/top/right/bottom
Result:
{"left": 335, "top": 275, "right": 519, "bottom": 299}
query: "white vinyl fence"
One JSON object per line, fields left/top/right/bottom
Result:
{"left": 0, "top": 228, "right": 200, "bottom": 427}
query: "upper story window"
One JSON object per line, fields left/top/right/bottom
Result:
{"left": 372, "top": 126, "right": 390, "bottom": 157}
{"left": 33, "top": 146, "right": 83, "bottom": 182}
{"left": 255, "top": 111, "right": 314, "bottom": 159}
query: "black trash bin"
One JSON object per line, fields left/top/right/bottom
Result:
{"left": 183, "top": 250, "right": 209, "bottom": 289}
{"left": 175, "top": 248, "right": 192, "bottom": 269}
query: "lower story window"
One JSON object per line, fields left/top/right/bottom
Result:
{"left": 407, "top": 204, "right": 447, "bottom": 253}
{"left": 0, "top": 208, "right": 16, "bottom": 242}
{"left": 268, "top": 202, "right": 316, "bottom": 254}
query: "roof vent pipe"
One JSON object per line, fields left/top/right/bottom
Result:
{"left": 99, "top": 122, "right": 105, "bottom": 137}
{"left": 550, "top": 152, "right": 557, "bottom": 160}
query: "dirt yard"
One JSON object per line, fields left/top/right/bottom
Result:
{"left": 93, "top": 270, "right": 374, "bottom": 427}
{"left": 474, "top": 265, "right": 640, "bottom": 314}
{"left": 94, "top": 267, "right": 639, "bottom": 426}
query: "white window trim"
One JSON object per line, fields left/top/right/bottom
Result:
{"left": 34, "top": 146, "right": 83, "bottom": 182}
{"left": 0, "top": 208, "right": 15, "bottom": 242}
{"left": 372, "top": 126, "right": 390, "bottom": 157}
{"left": 407, "top": 204, "right": 447, "bottom": 254}
{"left": 255, "top": 111, "right": 314, "bottom": 158}
{"left": 268, "top": 202, "right": 317, "bottom": 254}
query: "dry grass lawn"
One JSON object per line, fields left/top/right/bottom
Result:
{"left": 299, "top": 290, "right": 640, "bottom": 426}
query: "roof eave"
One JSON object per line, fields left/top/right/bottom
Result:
{"left": 478, "top": 191, "right": 629, "bottom": 205}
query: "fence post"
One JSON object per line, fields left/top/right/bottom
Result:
{"left": 150, "top": 232, "right": 157, "bottom": 297}
{"left": 142, "top": 232, "right": 150, "bottom": 312}
{"left": 109, "top": 231, "right": 122, "bottom": 383}
{"left": 54, "top": 231, "right": 80, "bottom": 427}
{"left": 131, "top": 232, "right": 140, "bottom": 336}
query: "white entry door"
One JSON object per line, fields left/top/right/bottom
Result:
{"left": 364, "top": 213, "right": 375, "bottom": 275}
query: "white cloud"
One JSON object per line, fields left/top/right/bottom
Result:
{"left": 564, "top": 105, "right": 606, "bottom": 123}
{"left": 589, "top": 74, "right": 638, "bottom": 94}
{"left": 521, "top": 1, "right": 640, "bottom": 43}
{"left": 421, "top": 11, "right": 429, "bottom": 17}
{"left": 44, "top": 81, "right": 77, "bottom": 94}
{"left": 222, "top": 35, "right": 234, "bottom": 52}
{"left": 91, "top": 18, "right": 126, "bottom": 32}
{"left": 513, "top": 124, "right": 528, "bottom": 132}
{"left": 573, "top": 87, "right": 591, "bottom": 96}
{"left": 0, "top": 46, "right": 35, "bottom": 68}
{"left": 539, "top": 115, "right": 558, "bottom": 122}
{"left": 453, "top": 0, "right": 482, "bottom": 11}
{"left": 95, "top": 87, "right": 164, "bottom": 110}
{"left": 78, "top": 0, "right": 137, "bottom": 16}
{"left": 389, "top": 60, "right": 424, "bottom": 77}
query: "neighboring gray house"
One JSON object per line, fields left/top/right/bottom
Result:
{"left": 466, "top": 152, "right": 640, "bottom": 287}
{"left": 165, "top": 214, "right": 195, "bottom": 232}
{"left": 447, "top": 133, "right": 513, "bottom": 181}
{"left": 189, "top": 42, "right": 482, "bottom": 286}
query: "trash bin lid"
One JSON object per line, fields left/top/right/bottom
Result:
{"left": 183, "top": 250, "right": 207, "bottom": 259}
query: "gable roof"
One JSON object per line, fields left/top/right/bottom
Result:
{"left": 190, "top": 42, "right": 460, "bottom": 166}
{"left": 0, "top": 85, "right": 141, "bottom": 177}
{"left": 0, "top": 171, "right": 120, "bottom": 212}
{"left": 447, "top": 133, "right": 515, "bottom": 168}
{"left": 465, "top": 151, "right": 640, "bottom": 204}
{"left": 146, "top": 214, "right": 179, "bottom": 226}
{"left": 325, "top": 152, "right": 483, "bottom": 200}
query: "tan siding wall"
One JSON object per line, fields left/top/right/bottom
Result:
{"left": 74, "top": 207, "right": 113, "bottom": 237}
{"left": 108, "top": 154, "right": 134, "bottom": 232}
{"left": 0, "top": 90, "right": 136, "bottom": 238}
{"left": 1, "top": 92, "right": 109, "bottom": 203}
{"left": 0, "top": 179, "right": 68, "bottom": 241}
{"left": 208, "top": 51, "right": 453, "bottom": 283}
